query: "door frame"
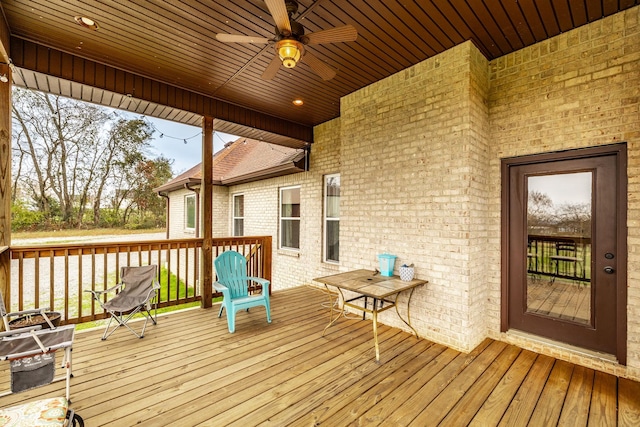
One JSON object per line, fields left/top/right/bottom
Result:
{"left": 500, "top": 143, "right": 627, "bottom": 364}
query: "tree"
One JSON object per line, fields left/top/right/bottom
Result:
{"left": 11, "top": 87, "right": 170, "bottom": 230}
{"left": 555, "top": 202, "right": 591, "bottom": 236}
{"left": 527, "top": 190, "right": 553, "bottom": 232}
{"left": 110, "top": 156, "right": 173, "bottom": 227}
{"left": 91, "top": 118, "right": 155, "bottom": 226}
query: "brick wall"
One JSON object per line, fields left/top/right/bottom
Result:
{"left": 486, "top": 6, "right": 640, "bottom": 379}
{"left": 226, "top": 117, "right": 342, "bottom": 289}
{"left": 334, "top": 41, "right": 491, "bottom": 351}
{"left": 467, "top": 46, "right": 492, "bottom": 351}
{"left": 212, "top": 185, "right": 229, "bottom": 237}
{"left": 168, "top": 186, "right": 229, "bottom": 238}
{"left": 167, "top": 188, "right": 196, "bottom": 239}
{"left": 203, "top": 5, "right": 639, "bottom": 379}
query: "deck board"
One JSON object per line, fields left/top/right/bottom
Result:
{"left": 439, "top": 343, "right": 522, "bottom": 426}
{"left": 469, "top": 349, "right": 539, "bottom": 426}
{"left": 0, "top": 285, "right": 638, "bottom": 426}
{"left": 557, "top": 365, "right": 594, "bottom": 427}
{"left": 410, "top": 340, "right": 508, "bottom": 426}
{"left": 528, "top": 360, "right": 574, "bottom": 426}
{"left": 589, "top": 371, "right": 618, "bottom": 426}
{"left": 618, "top": 378, "right": 640, "bottom": 425}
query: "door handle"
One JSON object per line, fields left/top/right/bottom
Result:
{"left": 603, "top": 266, "right": 615, "bottom": 274}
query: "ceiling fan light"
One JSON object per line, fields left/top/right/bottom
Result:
{"left": 277, "top": 40, "right": 303, "bottom": 68}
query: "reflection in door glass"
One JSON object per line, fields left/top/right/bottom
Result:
{"left": 526, "top": 172, "right": 592, "bottom": 325}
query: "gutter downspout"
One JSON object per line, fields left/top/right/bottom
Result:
{"left": 158, "top": 191, "right": 170, "bottom": 239}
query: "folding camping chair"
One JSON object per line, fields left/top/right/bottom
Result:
{"left": 0, "top": 288, "right": 74, "bottom": 385}
{"left": 0, "top": 289, "right": 59, "bottom": 331}
{"left": 85, "top": 264, "right": 160, "bottom": 340}
{"left": 0, "top": 326, "right": 83, "bottom": 426}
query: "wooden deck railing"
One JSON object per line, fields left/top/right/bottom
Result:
{"left": 527, "top": 234, "right": 591, "bottom": 282}
{"left": 6, "top": 236, "right": 272, "bottom": 325}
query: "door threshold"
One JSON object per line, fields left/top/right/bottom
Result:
{"left": 506, "top": 329, "right": 618, "bottom": 364}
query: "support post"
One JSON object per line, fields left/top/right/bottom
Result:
{"left": 0, "top": 62, "right": 11, "bottom": 321}
{"left": 200, "top": 116, "right": 213, "bottom": 308}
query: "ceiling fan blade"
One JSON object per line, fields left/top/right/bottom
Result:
{"left": 302, "top": 51, "right": 336, "bottom": 81}
{"left": 261, "top": 54, "right": 282, "bottom": 80}
{"left": 264, "top": 0, "right": 291, "bottom": 35}
{"left": 304, "top": 25, "right": 358, "bottom": 45}
{"left": 215, "top": 34, "right": 270, "bottom": 44}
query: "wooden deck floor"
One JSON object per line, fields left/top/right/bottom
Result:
{"left": 527, "top": 277, "right": 590, "bottom": 324}
{"left": 1, "top": 286, "right": 639, "bottom": 426}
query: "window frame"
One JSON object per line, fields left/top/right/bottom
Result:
{"left": 279, "top": 185, "right": 301, "bottom": 251}
{"left": 323, "top": 174, "right": 340, "bottom": 263}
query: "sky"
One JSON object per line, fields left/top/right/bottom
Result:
{"left": 141, "top": 117, "right": 239, "bottom": 175}
{"left": 114, "top": 110, "right": 239, "bottom": 176}
{"left": 528, "top": 172, "right": 592, "bottom": 205}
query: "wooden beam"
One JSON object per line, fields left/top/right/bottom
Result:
{"left": 9, "top": 38, "right": 313, "bottom": 144}
{"left": 200, "top": 116, "right": 214, "bottom": 308}
{"left": 0, "top": 63, "right": 10, "bottom": 322}
{"left": 0, "top": 12, "right": 9, "bottom": 64}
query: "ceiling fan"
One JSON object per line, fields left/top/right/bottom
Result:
{"left": 215, "top": 0, "right": 358, "bottom": 81}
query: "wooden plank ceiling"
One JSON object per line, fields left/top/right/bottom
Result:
{"left": 1, "top": 0, "right": 638, "bottom": 142}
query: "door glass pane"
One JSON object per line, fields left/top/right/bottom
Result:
{"left": 526, "top": 172, "right": 592, "bottom": 325}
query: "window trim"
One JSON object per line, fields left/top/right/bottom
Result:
{"left": 279, "top": 185, "right": 301, "bottom": 251}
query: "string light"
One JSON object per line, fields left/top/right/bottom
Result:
{"left": 139, "top": 115, "right": 202, "bottom": 145}
{"left": 13, "top": 73, "right": 237, "bottom": 149}
{"left": 214, "top": 131, "right": 229, "bottom": 146}
{"left": 111, "top": 94, "right": 203, "bottom": 145}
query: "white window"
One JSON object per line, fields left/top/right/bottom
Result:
{"left": 233, "top": 194, "right": 244, "bottom": 236}
{"left": 280, "top": 186, "right": 301, "bottom": 250}
{"left": 185, "top": 194, "right": 196, "bottom": 231}
{"left": 324, "top": 174, "right": 340, "bottom": 263}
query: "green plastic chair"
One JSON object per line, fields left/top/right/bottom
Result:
{"left": 213, "top": 251, "right": 271, "bottom": 333}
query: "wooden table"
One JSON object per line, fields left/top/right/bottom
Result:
{"left": 314, "top": 269, "right": 427, "bottom": 362}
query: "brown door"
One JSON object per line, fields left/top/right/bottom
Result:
{"left": 502, "top": 144, "right": 627, "bottom": 362}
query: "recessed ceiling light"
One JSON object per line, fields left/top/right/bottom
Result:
{"left": 292, "top": 99, "right": 304, "bottom": 106}
{"left": 74, "top": 15, "right": 99, "bottom": 30}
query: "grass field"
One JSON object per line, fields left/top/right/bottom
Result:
{"left": 12, "top": 227, "right": 165, "bottom": 240}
